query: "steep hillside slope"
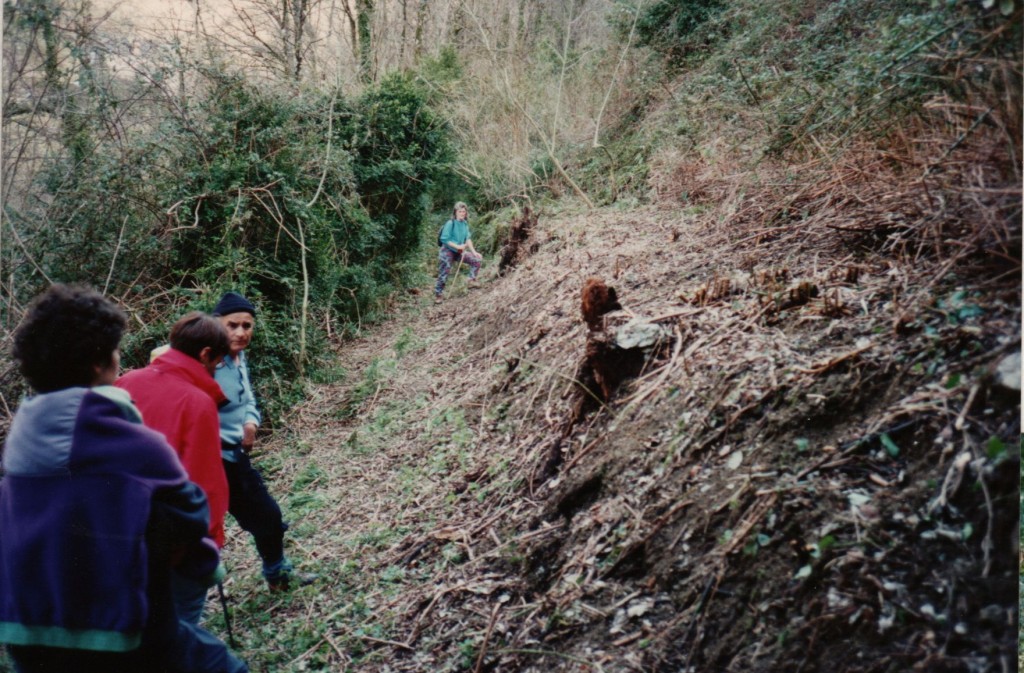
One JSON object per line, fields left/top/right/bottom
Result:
{"left": 220, "top": 144, "right": 1019, "bottom": 671}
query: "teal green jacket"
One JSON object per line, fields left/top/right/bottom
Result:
{"left": 440, "top": 219, "right": 471, "bottom": 252}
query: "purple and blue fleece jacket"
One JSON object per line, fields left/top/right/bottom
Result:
{"left": 0, "top": 386, "right": 220, "bottom": 653}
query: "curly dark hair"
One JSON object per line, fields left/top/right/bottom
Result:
{"left": 13, "top": 284, "right": 126, "bottom": 392}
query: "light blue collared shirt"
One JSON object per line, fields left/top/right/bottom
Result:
{"left": 214, "top": 351, "right": 261, "bottom": 461}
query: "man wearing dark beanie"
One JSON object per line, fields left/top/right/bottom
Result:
{"left": 212, "top": 291, "right": 315, "bottom": 591}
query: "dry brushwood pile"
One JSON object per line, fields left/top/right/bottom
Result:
{"left": 222, "top": 120, "right": 1020, "bottom": 671}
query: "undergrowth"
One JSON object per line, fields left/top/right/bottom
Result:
{"left": 1, "top": 35, "right": 456, "bottom": 422}
{"left": 574, "top": 0, "right": 1022, "bottom": 204}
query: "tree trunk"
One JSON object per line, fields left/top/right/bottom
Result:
{"left": 280, "top": 0, "right": 293, "bottom": 78}
{"left": 414, "top": 0, "right": 427, "bottom": 62}
{"left": 449, "top": 0, "right": 465, "bottom": 47}
{"left": 338, "top": 0, "right": 358, "bottom": 65}
{"left": 292, "top": 0, "right": 307, "bottom": 80}
{"left": 357, "top": 0, "right": 373, "bottom": 83}
{"left": 399, "top": 0, "right": 407, "bottom": 64}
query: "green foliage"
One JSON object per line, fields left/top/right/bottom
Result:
{"left": 346, "top": 358, "right": 395, "bottom": 413}
{"left": 167, "top": 78, "right": 365, "bottom": 322}
{"left": 393, "top": 327, "right": 421, "bottom": 358}
{"left": 632, "top": 0, "right": 726, "bottom": 58}
{"left": 7, "top": 120, "right": 170, "bottom": 303}
{"left": 5, "top": 58, "right": 454, "bottom": 422}
{"left": 879, "top": 433, "right": 901, "bottom": 458}
{"left": 986, "top": 436, "right": 1007, "bottom": 460}
{"left": 757, "top": 0, "right": 958, "bottom": 152}
{"left": 419, "top": 45, "right": 463, "bottom": 88}
{"left": 413, "top": 42, "right": 556, "bottom": 213}
{"left": 345, "top": 72, "right": 454, "bottom": 261}
{"left": 575, "top": 135, "right": 652, "bottom": 206}
{"left": 580, "top": 0, "right": 1022, "bottom": 202}
{"left": 468, "top": 206, "right": 514, "bottom": 257}
{"left": 413, "top": 47, "right": 494, "bottom": 216}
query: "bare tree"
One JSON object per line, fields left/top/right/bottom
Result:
{"left": 414, "top": 0, "right": 428, "bottom": 61}
{"left": 357, "top": 0, "right": 374, "bottom": 82}
{"left": 188, "top": 0, "right": 326, "bottom": 82}
{"left": 594, "top": 0, "right": 642, "bottom": 147}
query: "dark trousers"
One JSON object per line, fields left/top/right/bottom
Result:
{"left": 222, "top": 450, "right": 286, "bottom": 569}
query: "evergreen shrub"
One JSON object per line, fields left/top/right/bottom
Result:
{"left": 632, "top": 0, "right": 726, "bottom": 59}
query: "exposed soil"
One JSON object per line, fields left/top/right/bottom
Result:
{"left": 216, "top": 124, "right": 1021, "bottom": 673}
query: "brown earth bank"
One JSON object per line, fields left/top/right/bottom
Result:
{"left": 211, "top": 125, "right": 1020, "bottom": 671}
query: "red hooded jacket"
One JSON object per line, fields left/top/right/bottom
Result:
{"left": 116, "top": 348, "right": 229, "bottom": 547}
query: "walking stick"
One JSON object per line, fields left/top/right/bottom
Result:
{"left": 217, "top": 582, "right": 238, "bottom": 649}
{"left": 451, "top": 255, "right": 465, "bottom": 290}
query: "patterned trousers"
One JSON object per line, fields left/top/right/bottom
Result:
{"left": 435, "top": 247, "right": 482, "bottom": 296}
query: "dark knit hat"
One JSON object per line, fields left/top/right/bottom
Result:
{"left": 213, "top": 291, "right": 256, "bottom": 317}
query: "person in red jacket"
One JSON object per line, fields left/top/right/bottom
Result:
{"left": 117, "top": 311, "right": 231, "bottom": 625}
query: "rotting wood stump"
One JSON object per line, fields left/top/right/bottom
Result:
{"left": 536, "top": 278, "right": 669, "bottom": 484}
{"left": 499, "top": 205, "right": 539, "bottom": 274}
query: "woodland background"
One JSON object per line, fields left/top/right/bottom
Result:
{"left": 3, "top": 0, "right": 648, "bottom": 416}
{"left": 2, "top": 0, "right": 1019, "bottom": 418}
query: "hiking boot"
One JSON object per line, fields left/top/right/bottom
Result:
{"left": 434, "top": 295, "right": 443, "bottom": 304}
{"left": 467, "top": 279, "right": 480, "bottom": 289}
{"left": 267, "top": 570, "right": 319, "bottom": 592}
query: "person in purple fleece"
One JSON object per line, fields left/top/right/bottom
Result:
{"left": 0, "top": 285, "right": 247, "bottom": 673}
